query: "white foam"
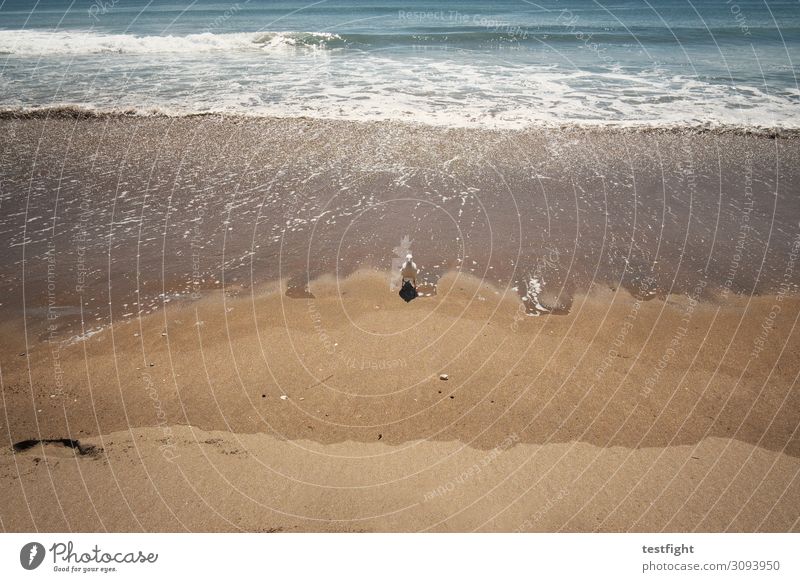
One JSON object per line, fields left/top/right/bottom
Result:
{"left": 63, "top": 326, "right": 105, "bottom": 346}
{"left": 524, "top": 276, "right": 550, "bottom": 316}
{"left": 0, "top": 30, "right": 341, "bottom": 56}
{"left": 1, "top": 31, "right": 798, "bottom": 130}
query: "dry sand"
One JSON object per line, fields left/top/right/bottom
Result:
{"left": 1, "top": 271, "right": 798, "bottom": 532}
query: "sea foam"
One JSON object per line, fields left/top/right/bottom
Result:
{"left": 0, "top": 30, "right": 342, "bottom": 55}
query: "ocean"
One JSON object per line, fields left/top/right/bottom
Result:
{"left": 1, "top": 2, "right": 800, "bottom": 333}
{"left": 1, "top": 0, "right": 798, "bottom": 128}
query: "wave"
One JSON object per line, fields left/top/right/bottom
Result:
{"left": 2, "top": 26, "right": 793, "bottom": 56}
{"left": 2, "top": 28, "right": 797, "bottom": 132}
{"left": 0, "top": 30, "right": 344, "bottom": 56}
{"left": 3, "top": 105, "right": 798, "bottom": 138}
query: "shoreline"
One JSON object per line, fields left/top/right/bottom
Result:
{"left": 2, "top": 114, "right": 799, "bottom": 325}
{"left": 1, "top": 105, "right": 799, "bottom": 138}
{"left": 2, "top": 114, "right": 799, "bottom": 359}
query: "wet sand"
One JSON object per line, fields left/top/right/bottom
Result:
{"left": 0, "top": 115, "right": 798, "bottom": 531}
{"left": 2, "top": 115, "right": 799, "bottom": 333}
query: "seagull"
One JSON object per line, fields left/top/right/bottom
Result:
{"left": 401, "top": 254, "right": 418, "bottom": 287}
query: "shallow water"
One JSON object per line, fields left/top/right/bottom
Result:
{"left": 1, "top": 117, "right": 798, "bottom": 339}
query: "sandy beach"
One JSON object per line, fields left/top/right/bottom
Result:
{"left": 1, "top": 271, "right": 799, "bottom": 532}
{"left": 0, "top": 117, "right": 800, "bottom": 532}
{"left": 0, "top": 115, "right": 798, "bottom": 532}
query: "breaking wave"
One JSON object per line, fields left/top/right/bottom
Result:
{"left": 0, "top": 30, "right": 345, "bottom": 55}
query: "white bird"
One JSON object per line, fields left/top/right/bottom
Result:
{"left": 401, "top": 254, "right": 418, "bottom": 287}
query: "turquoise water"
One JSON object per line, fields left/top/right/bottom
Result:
{"left": 0, "top": 0, "right": 798, "bottom": 127}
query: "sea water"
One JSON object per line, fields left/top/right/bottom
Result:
{"left": 0, "top": 0, "right": 798, "bottom": 128}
